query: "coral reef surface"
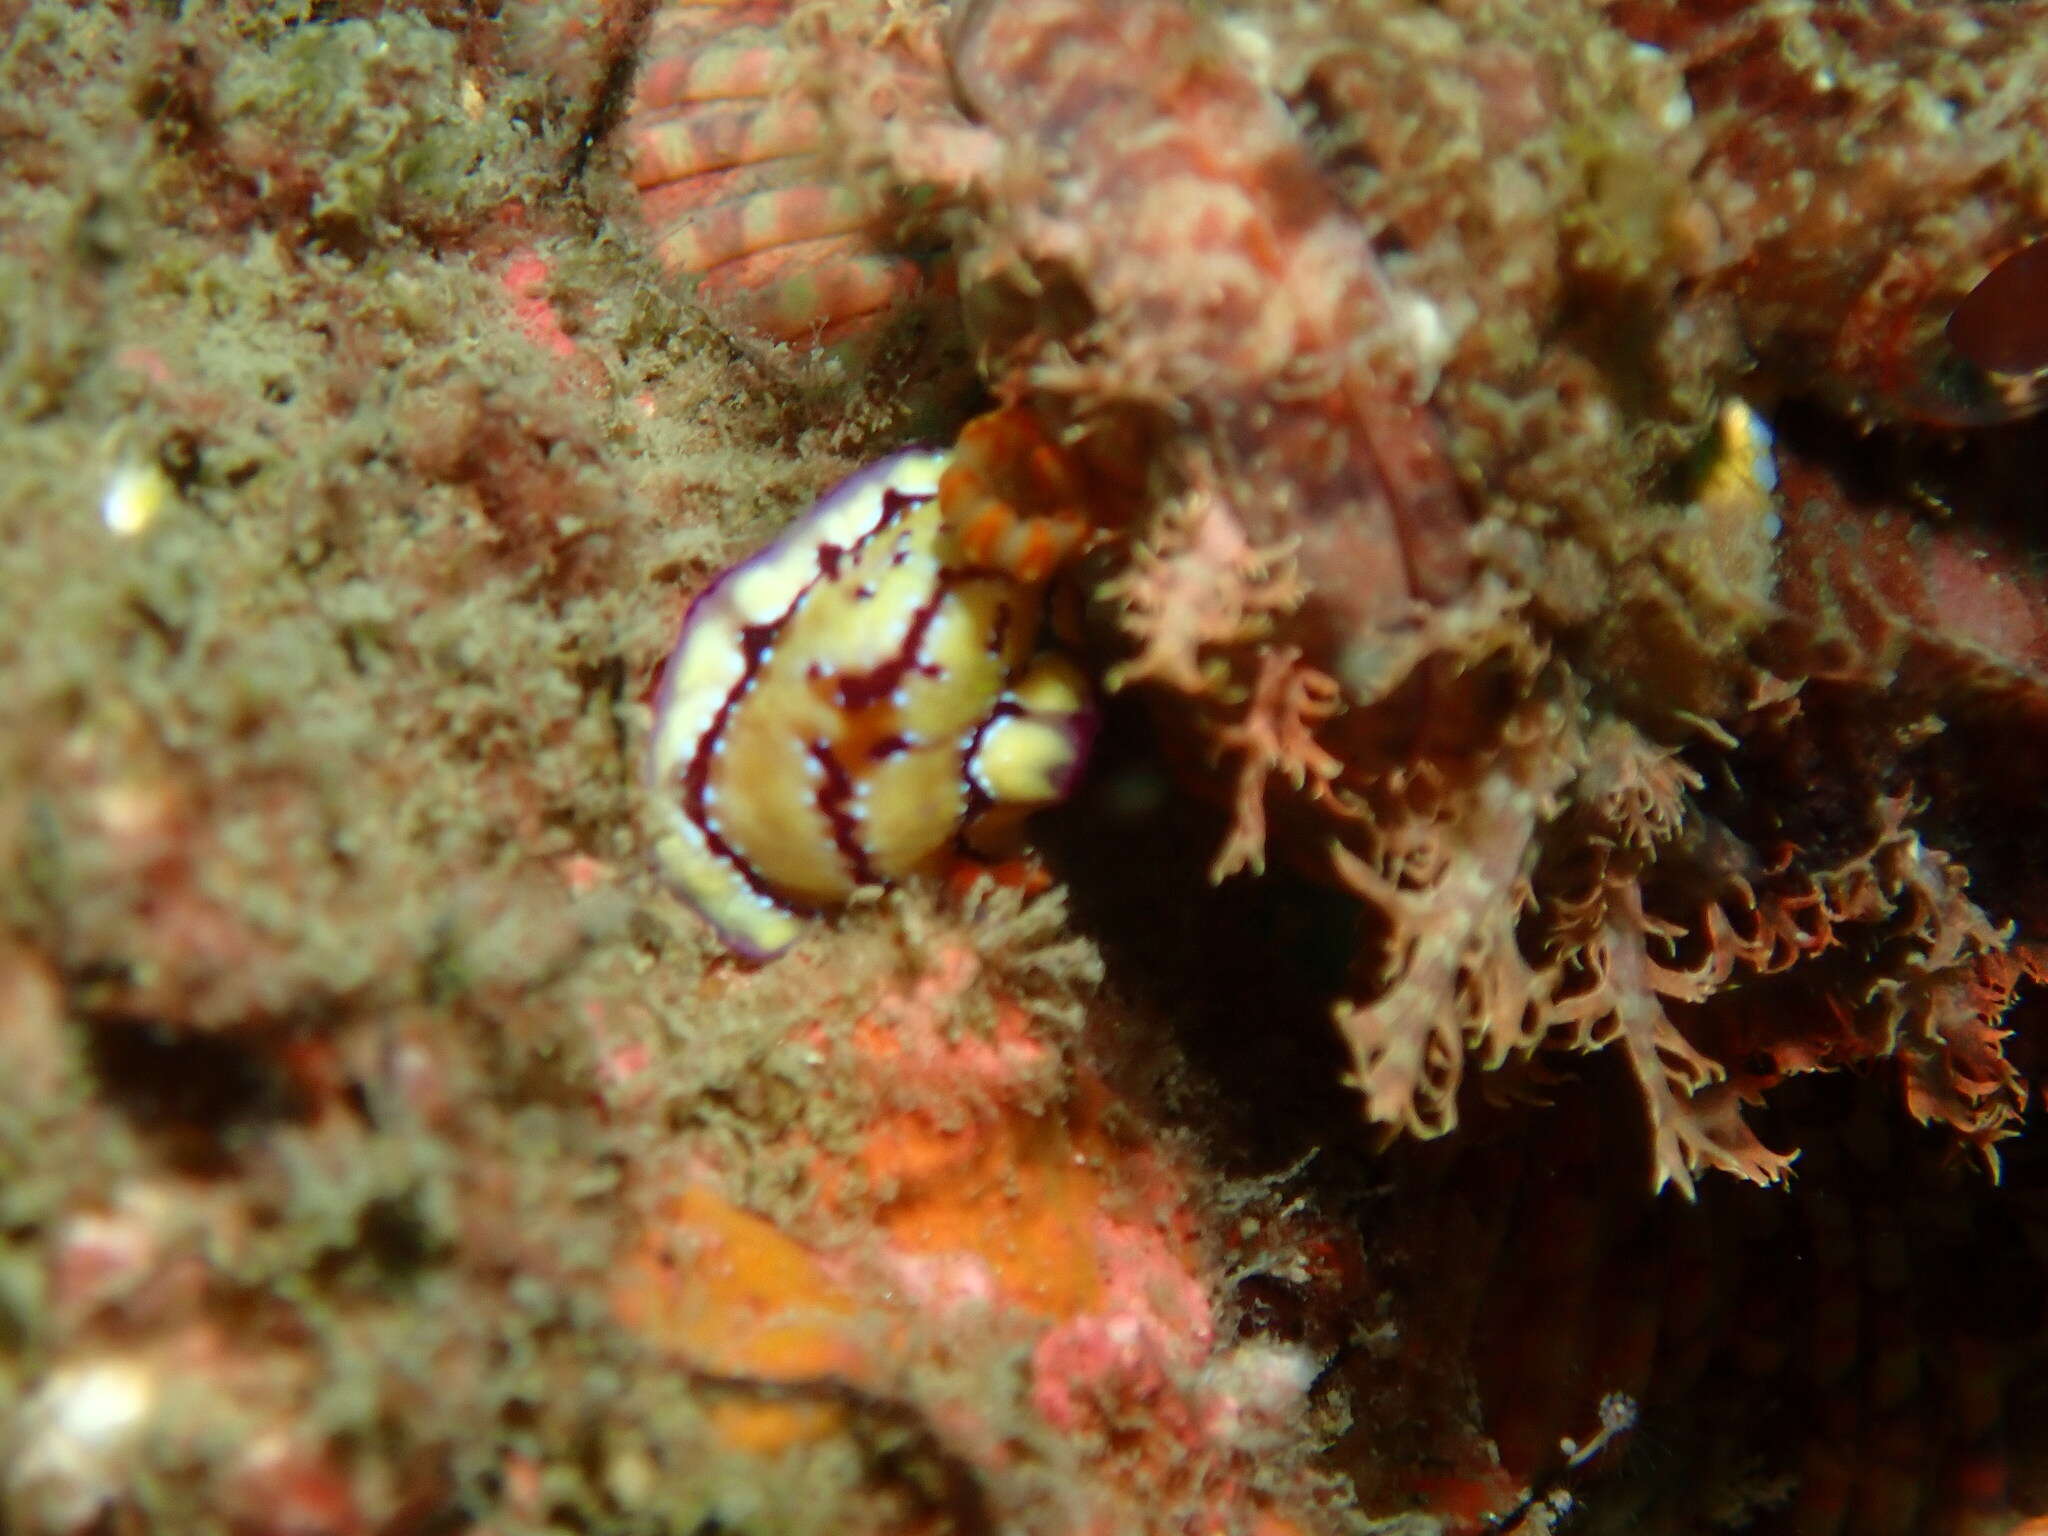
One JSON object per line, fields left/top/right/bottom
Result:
{"left": 3, "top": 0, "right": 2046, "bottom": 1534}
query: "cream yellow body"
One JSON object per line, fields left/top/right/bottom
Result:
{"left": 648, "top": 448, "right": 1090, "bottom": 958}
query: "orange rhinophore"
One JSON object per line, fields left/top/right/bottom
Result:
{"left": 938, "top": 406, "right": 1098, "bottom": 583}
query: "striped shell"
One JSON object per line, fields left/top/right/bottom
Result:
{"left": 622, "top": 0, "right": 934, "bottom": 346}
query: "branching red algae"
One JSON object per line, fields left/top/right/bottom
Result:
{"left": 808, "top": 0, "right": 2045, "bottom": 1203}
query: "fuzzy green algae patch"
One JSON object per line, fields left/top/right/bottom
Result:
{"left": 0, "top": 4, "right": 990, "bottom": 1532}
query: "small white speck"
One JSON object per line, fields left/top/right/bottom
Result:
{"left": 11, "top": 1356, "right": 157, "bottom": 1529}
{"left": 45, "top": 1360, "right": 151, "bottom": 1445}
{"left": 1218, "top": 15, "right": 1273, "bottom": 83}
{"left": 100, "top": 460, "right": 172, "bottom": 537}
{"left": 1388, "top": 291, "right": 1455, "bottom": 391}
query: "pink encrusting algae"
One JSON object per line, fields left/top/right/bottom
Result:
{"left": 609, "top": 936, "right": 1343, "bottom": 1534}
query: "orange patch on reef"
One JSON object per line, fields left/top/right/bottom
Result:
{"left": 609, "top": 941, "right": 1334, "bottom": 1531}
{"left": 613, "top": 1183, "right": 867, "bottom": 1452}
{"left": 803, "top": 940, "right": 1204, "bottom": 1326}
{"left": 850, "top": 1018, "right": 1112, "bottom": 1319}
{"left": 941, "top": 851, "right": 1056, "bottom": 903}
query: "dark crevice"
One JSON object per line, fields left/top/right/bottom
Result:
{"left": 82, "top": 1013, "right": 314, "bottom": 1172}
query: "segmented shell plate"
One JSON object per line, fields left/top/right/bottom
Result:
{"left": 623, "top": 0, "right": 931, "bottom": 346}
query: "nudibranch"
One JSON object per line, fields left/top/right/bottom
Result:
{"left": 649, "top": 409, "right": 1099, "bottom": 957}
